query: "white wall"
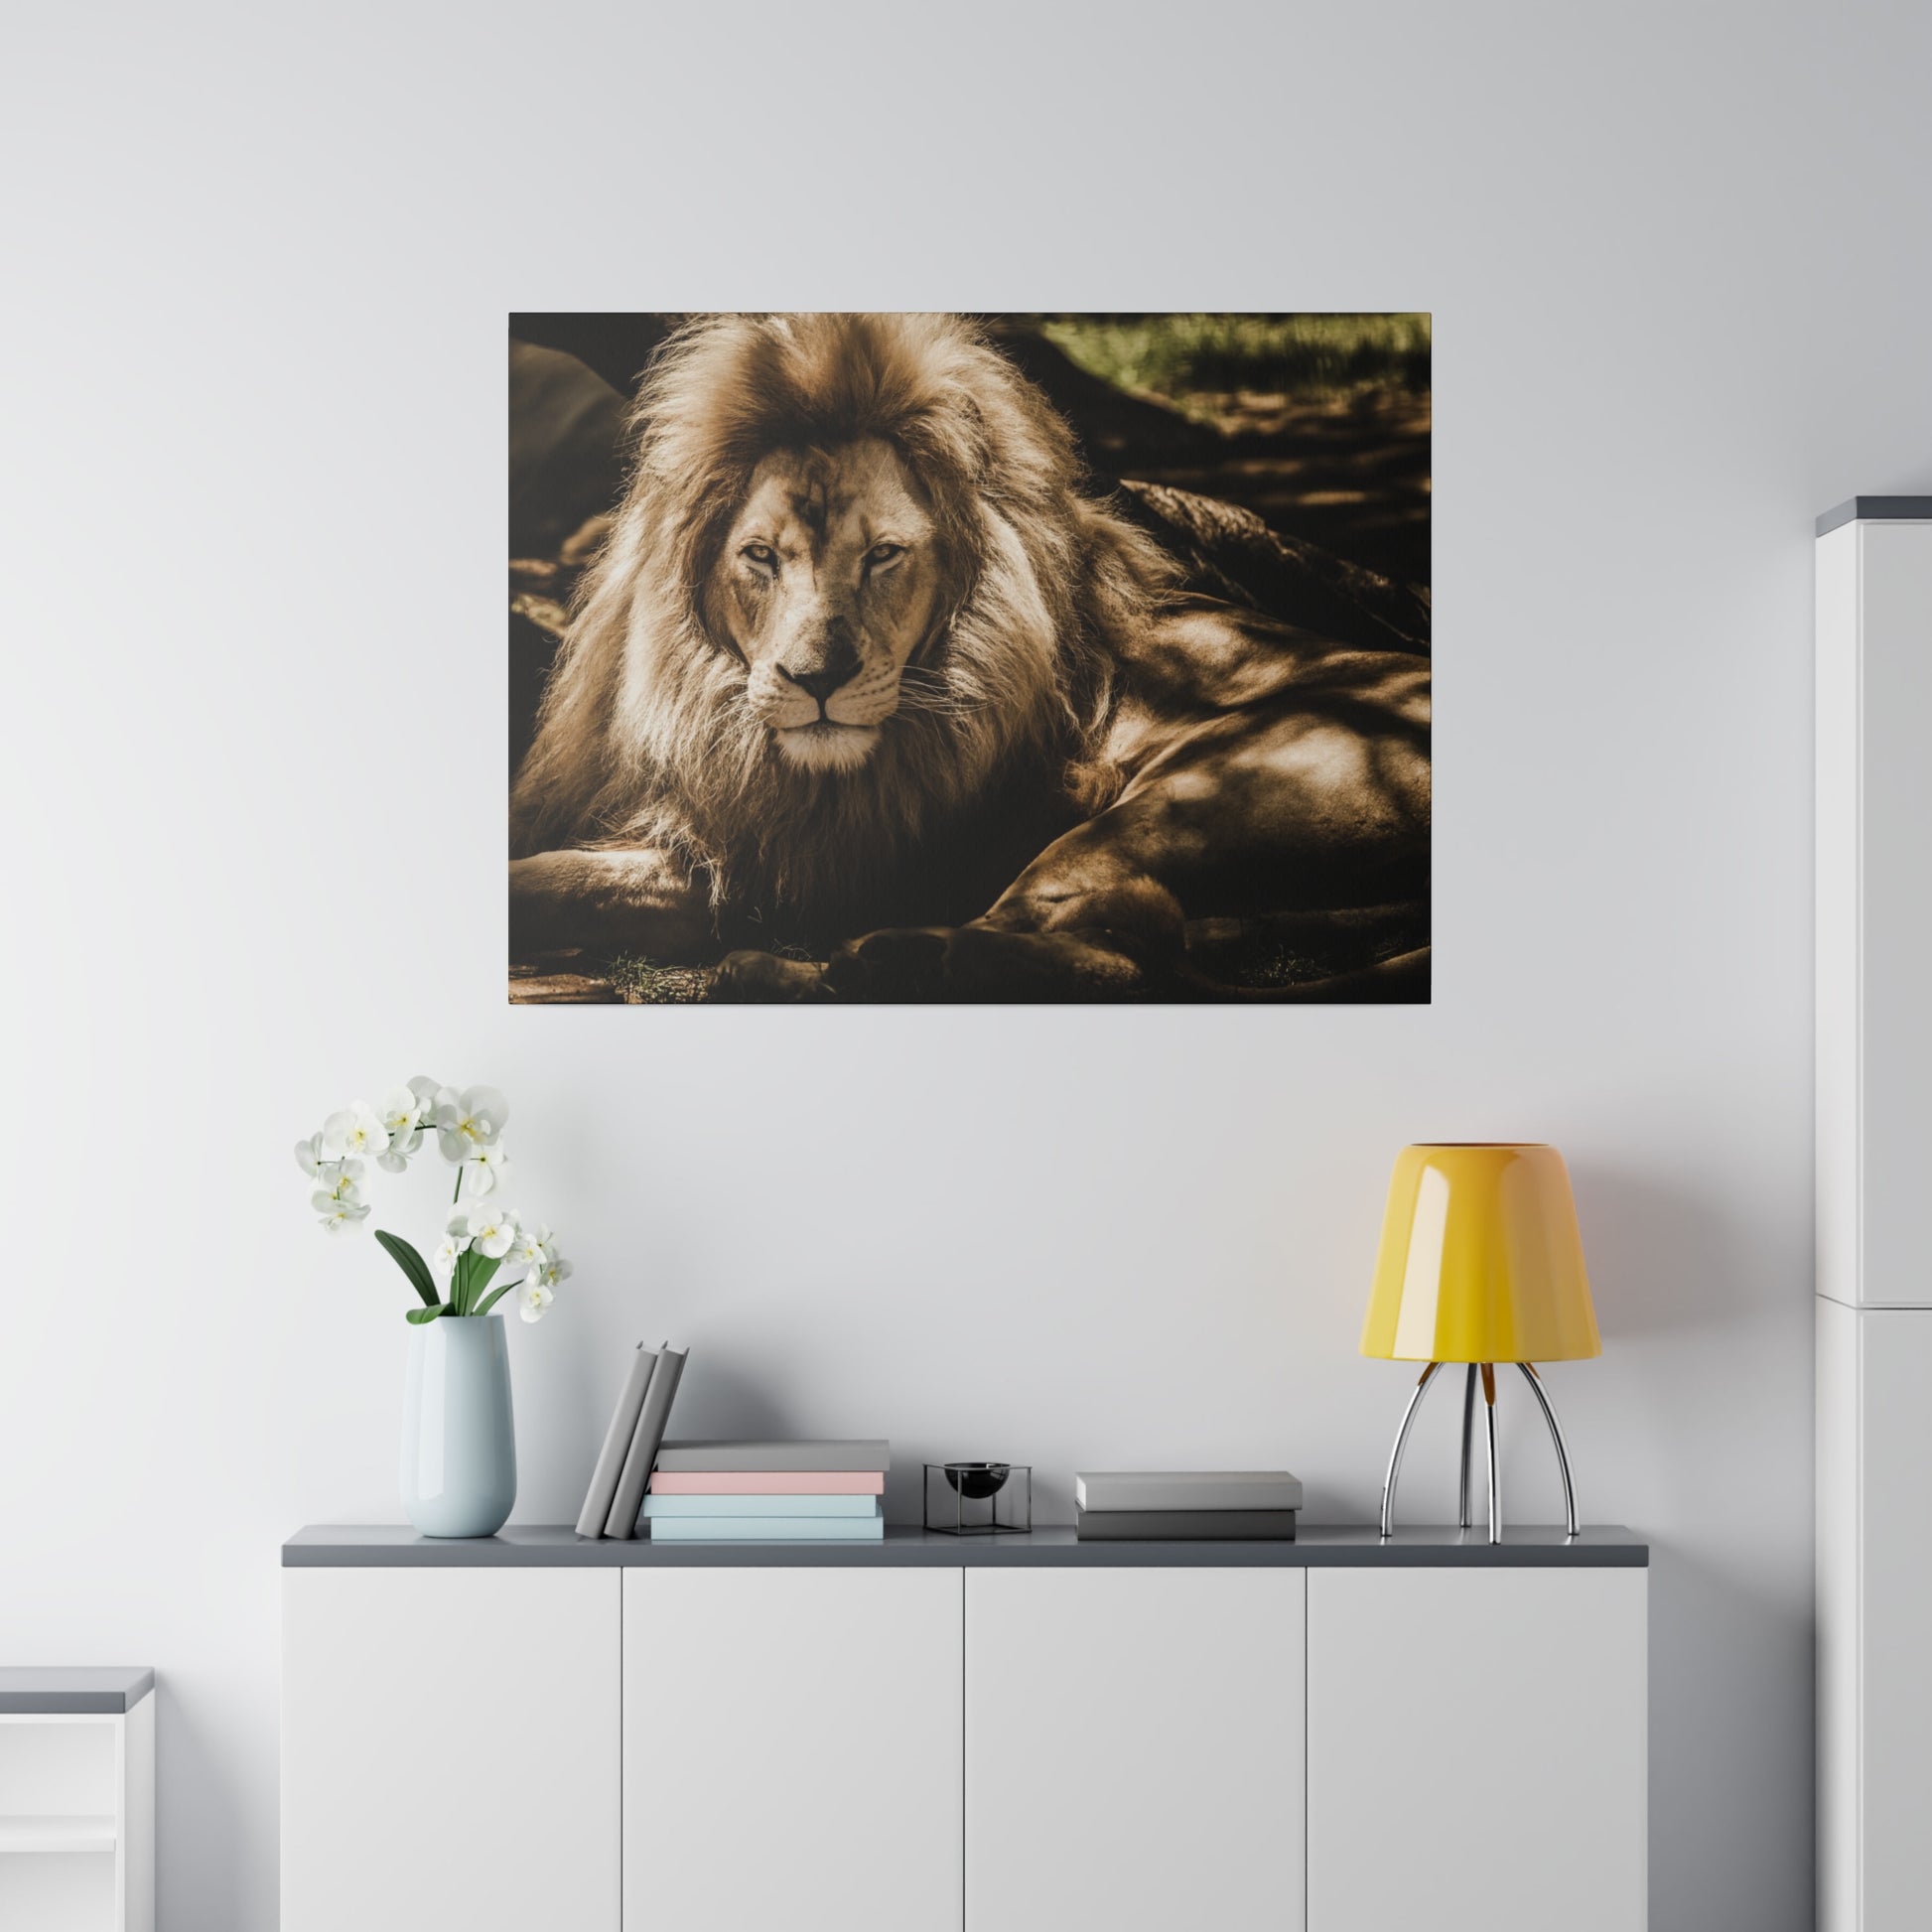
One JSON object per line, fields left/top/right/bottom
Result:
{"left": 3, "top": 3, "right": 1928, "bottom": 1926}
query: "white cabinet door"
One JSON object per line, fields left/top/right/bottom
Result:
{"left": 1307, "top": 1568, "right": 1645, "bottom": 1932}
{"left": 282, "top": 1568, "right": 621, "bottom": 1932}
{"left": 965, "top": 1567, "right": 1306, "bottom": 1932}
{"left": 1859, "top": 1308, "right": 1932, "bottom": 1926}
{"left": 623, "top": 1567, "right": 961, "bottom": 1932}
{"left": 1856, "top": 525, "right": 1932, "bottom": 1307}
{"left": 1819, "top": 518, "right": 1932, "bottom": 1310}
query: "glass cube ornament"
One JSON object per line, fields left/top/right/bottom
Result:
{"left": 924, "top": 1461, "right": 1032, "bottom": 1535}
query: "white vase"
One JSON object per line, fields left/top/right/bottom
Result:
{"left": 400, "top": 1315, "right": 517, "bottom": 1538}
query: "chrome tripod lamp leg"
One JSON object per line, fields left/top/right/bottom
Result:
{"left": 1518, "top": 1362, "right": 1580, "bottom": 1537}
{"left": 1480, "top": 1361, "right": 1501, "bottom": 1544}
{"left": 1378, "top": 1361, "right": 1442, "bottom": 1539}
{"left": 1457, "top": 1364, "right": 1477, "bottom": 1529}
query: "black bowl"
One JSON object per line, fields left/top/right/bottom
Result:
{"left": 942, "top": 1461, "right": 1011, "bottom": 1500}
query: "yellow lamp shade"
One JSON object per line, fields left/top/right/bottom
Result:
{"left": 1361, "top": 1144, "right": 1599, "bottom": 1363}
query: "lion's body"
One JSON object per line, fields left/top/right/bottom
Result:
{"left": 509, "top": 313, "right": 1430, "bottom": 1002}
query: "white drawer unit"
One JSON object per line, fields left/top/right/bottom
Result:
{"left": 282, "top": 1526, "right": 1647, "bottom": 1932}
{"left": 0, "top": 1670, "right": 154, "bottom": 1932}
{"left": 1815, "top": 499, "right": 1932, "bottom": 1932}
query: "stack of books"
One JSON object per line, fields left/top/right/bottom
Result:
{"left": 1073, "top": 1470, "right": 1303, "bottom": 1540}
{"left": 576, "top": 1341, "right": 691, "bottom": 1541}
{"left": 642, "top": 1441, "right": 890, "bottom": 1542}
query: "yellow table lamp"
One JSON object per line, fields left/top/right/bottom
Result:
{"left": 1363, "top": 1144, "right": 1598, "bottom": 1543}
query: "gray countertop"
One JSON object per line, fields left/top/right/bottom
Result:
{"left": 1817, "top": 495, "right": 1932, "bottom": 535}
{"left": 286, "top": 1524, "right": 1646, "bottom": 1569}
{"left": 0, "top": 1667, "right": 154, "bottom": 1714}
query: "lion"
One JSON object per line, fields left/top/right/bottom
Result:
{"left": 509, "top": 313, "right": 1430, "bottom": 1002}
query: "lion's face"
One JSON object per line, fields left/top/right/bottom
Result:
{"left": 708, "top": 438, "right": 940, "bottom": 774}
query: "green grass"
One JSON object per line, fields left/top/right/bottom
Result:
{"left": 607, "top": 954, "right": 708, "bottom": 1004}
{"left": 1037, "top": 313, "right": 1431, "bottom": 404}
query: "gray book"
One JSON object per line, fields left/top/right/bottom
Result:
{"left": 1075, "top": 1507, "right": 1298, "bottom": 1541}
{"left": 574, "top": 1343, "right": 658, "bottom": 1539}
{"left": 653, "top": 1439, "right": 890, "bottom": 1473}
{"left": 1075, "top": 1470, "right": 1305, "bottom": 1513}
{"left": 605, "top": 1344, "right": 689, "bottom": 1539}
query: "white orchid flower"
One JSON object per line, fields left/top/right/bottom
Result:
{"left": 432, "top": 1232, "right": 465, "bottom": 1281}
{"left": 508, "top": 1221, "right": 552, "bottom": 1269}
{"left": 366, "top": 1087, "right": 425, "bottom": 1172}
{"left": 517, "top": 1282, "right": 555, "bottom": 1323}
{"left": 312, "top": 1159, "right": 365, "bottom": 1204}
{"left": 464, "top": 1205, "right": 519, "bottom": 1260}
{"left": 377, "top": 1127, "right": 422, "bottom": 1173}
{"left": 533, "top": 1250, "right": 573, "bottom": 1293}
{"left": 321, "top": 1101, "right": 388, "bottom": 1163}
{"left": 434, "top": 1085, "right": 508, "bottom": 1163}
{"left": 293, "top": 1133, "right": 329, "bottom": 1180}
{"left": 460, "top": 1144, "right": 514, "bottom": 1198}
{"left": 315, "top": 1191, "right": 370, "bottom": 1235}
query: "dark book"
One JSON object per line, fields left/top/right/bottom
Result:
{"left": 605, "top": 1344, "right": 689, "bottom": 1539}
{"left": 575, "top": 1342, "right": 657, "bottom": 1540}
{"left": 1074, "top": 1507, "right": 1298, "bottom": 1541}
{"left": 1075, "top": 1471, "right": 1304, "bottom": 1513}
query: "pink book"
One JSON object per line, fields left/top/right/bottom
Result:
{"left": 647, "top": 1469, "right": 887, "bottom": 1495}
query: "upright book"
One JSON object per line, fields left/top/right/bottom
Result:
{"left": 575, "top": 1342, "right": 657, "bottom": 1539}
{"left": 604, "top": 1343, "right": 689, "bottom": 1539}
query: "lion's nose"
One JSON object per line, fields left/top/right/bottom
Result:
{"left": 781, "top": 667, "right": 846, "bottom": 705}
{"left": 778, "top": 632, "right": 862, "bottom": 708}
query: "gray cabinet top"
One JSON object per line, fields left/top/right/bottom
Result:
{"left": 1817, "top": 496, "right": 1932, "bottom": 536}
{"left": 0, "top": 1667, "right": 154, "bottom": 1714}
{"left": 285, "top": 1524, "right": 1646, "bottom": 1570}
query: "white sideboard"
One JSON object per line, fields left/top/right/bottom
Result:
{"left": 1815, "top": 499, "right": 1932, "bottom": 1932}
{"left": 283, "top": 1525, "right": 1646, "bottom": 1932}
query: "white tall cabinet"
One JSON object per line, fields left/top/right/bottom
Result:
{"left": 1815, "top": 498, "right": 1932, "bottom": 1932}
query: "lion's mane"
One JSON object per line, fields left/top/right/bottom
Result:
{"left": 509, "top": 313, "right": 1173, "bottom": 913}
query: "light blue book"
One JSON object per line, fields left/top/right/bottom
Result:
{"left": 640, "top": 1493, "right": 883, "bottom": 1519}
{"left": 647, "top": 1515, "right": 887, "bottom": 1543}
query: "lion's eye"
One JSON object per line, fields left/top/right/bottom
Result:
{"left": 865, "top": 542, "right": 905, "bottom": 571}
{"left": 741, "top": 542, "right": 778, "bottom": 570}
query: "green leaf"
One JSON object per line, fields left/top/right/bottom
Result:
{"left": 465, "top": 1254, "right": 504, "bottom": 1313}
{"left": 474, "top": 1280, "right": 515, "bottom": 1318}
{"left": 374, "top": 1229, "right": 440, "bottom": 1309}
{"left": 404, "top": 1304, "right": 447, "bottom": 1325}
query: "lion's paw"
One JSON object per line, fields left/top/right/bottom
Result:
{"left": 706, "top": 950, "right": 830, "bottom": 1003}
{"left": 823, "top": 923, "right": 1143, "bottom": 1003}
